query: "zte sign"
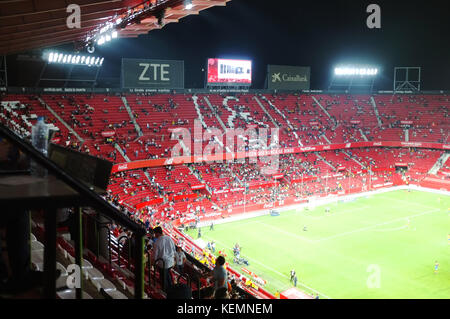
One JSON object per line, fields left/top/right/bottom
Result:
{"left": 138, "top": 63, "right": 170, "bottom": 81}
{"left": 121, "top": 58, "right": 184, "bottom": 89}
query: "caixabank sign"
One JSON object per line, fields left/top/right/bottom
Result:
{"left": 121, "top": 58, "right": 184, "bottom": 89}
{"left": 267, "top": 65, "right": 310, "bottom": 90}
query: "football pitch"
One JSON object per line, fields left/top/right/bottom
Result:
{"left": 185, "top": 189, "right": 450, "bottom": 299}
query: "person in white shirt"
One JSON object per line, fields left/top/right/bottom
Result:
{"left": 152, "top": 226, "right": 176, "bottom": 292}
{"left": 174, "top": 246, "right": 186, "bottom": 274}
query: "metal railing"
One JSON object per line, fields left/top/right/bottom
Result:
{"left": 0, "top": 123, "right": 147, "bottom": 299}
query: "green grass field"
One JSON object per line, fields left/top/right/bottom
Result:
{"left": 185, "top": 189, "right": 450, "bottom": 299}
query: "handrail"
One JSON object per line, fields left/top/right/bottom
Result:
{"left": 146, "top": 250, "right": 152, "bottom": 287}
{"left": 0, "top": 123, "right": 146, "bottom": 236}
{"left": 153, "top": 258, "right": 165, "bottom": 290}
{"left": 177, "top": 272, "right": 191, "bottom": 288}
{"left": 0, "top": 123, "right": 146, "bottom": 298}
{"left": 117, "top": 235, "right": 131, "bottom": 269}
{"left": 96, "top": 224, "right": 112, "bottom": 266}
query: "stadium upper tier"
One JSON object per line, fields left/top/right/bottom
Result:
{"left": 1, "top": 92, "right": 448, "bottom": 216}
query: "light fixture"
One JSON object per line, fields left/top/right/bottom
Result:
{"left": 334, "top": 66, "right": 379, "bottom": 76}
{"left": 43, "top": 51, "right": 104, "bottom": 67}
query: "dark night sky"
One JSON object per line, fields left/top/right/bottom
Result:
{"left": 9, "top": 0, "right": 450, "bottom": 90}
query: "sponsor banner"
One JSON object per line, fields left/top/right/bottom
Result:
{"left": 273, "top": 174, "right": 284, "bottom": 179}
{"left": 350, "top": 120, "right": 361, "bottom": 124}
{"left": 191, "top": 184, "right": 206, "bottom": 190}
{"left": 213, "top": 189, "right": 229, "bottom": 195}
{"left": 121, "top": 58, "right": 184, "bottom": 89}
{"left": 401, "top": 142, "right": 423, "bottom": 147}
{"left": 51, "top": 137, "right": 61, "bottom": 143}
{"left": 172, "top": 193, "right": 197, "bottom": 202}
{"left": 43, "top": 87, "right": 88, "bottom": 92}
{"left": 395, "top": 163, "right": 408, "bottom": 167}
{"left": 207, "top": 58, "right": 252, "bottom": 86}
{"left": 101, "top": 130, "right": 116, "bottom": 137}
{"left": 267, "top": 65, "right": 310, "bottom": 90}
{"left": 135, "top": 198, "right": 164, "bottom": 210}
{"left": 309, "top": 121, "right": 319, "bottom": 125}
{"left": 248, "top": 181, "right": 278, "bottom": 189}
{"left": 401, "top": 120, "right": 413, "bottom": 125}
{"left": 337, "top": 166, "right": 346, "bottom": 171}
{"left": 111, "top": 141, "right": 450, "bottom": 172}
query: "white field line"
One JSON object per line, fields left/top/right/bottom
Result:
{"left": 376, "top": 194, "right": 437, "bottom": 210}
{"left": 209, "top": 237, "right": 332, "bottom": 299}
{"left": 253, "top": 221, "right": 315, "bottom": 243}
{"left": 315, "top": 209, "right": 441, "bottom": 242}
{"left": 298, "top": 205, "right": 371, "bottom": 220}
{"left": 372, "top": 225, "right": 409, "bottom": 232}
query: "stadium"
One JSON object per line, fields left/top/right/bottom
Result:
{"left": 0, "top": 0, "right": 449, "bottom": 300}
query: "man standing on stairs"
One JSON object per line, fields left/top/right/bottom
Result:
{"left": 152, "top": 226, "right": 176, "bottom": 293}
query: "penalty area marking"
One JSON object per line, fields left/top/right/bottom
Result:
{"left": 315, "top": 209, "right": 440, "bottom": 242}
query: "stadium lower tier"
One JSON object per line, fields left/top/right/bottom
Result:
{"left": 105, "top": 147, "right": 449, "bottom": 226}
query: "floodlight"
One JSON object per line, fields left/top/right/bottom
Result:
{"left": 105, "top": 34, "right": 111, "bottom": 42}
{"left": 48, "top": 52, "right": 54, "bottom": 63}
{"left": 112, "top": 31, "right": 118, "bottom": 38}
{"left": 334, "top": 66, "right": 379, "bottom": 76}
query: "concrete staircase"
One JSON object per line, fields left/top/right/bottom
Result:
{"left": 359, "top": 128, "right": 369, "bottom": 142}
{"left": 254, "top": 96, "right": 279, "bottom": 128}
{"left": 428, "top": 152, "right": 450, "bottom": 175}
{"left": 121, "top": 96, "right": 143, "bottom": 137}
{"left": 321, "top": 134, "right": 332, "bottom": 144}
{"left": 315, "top": 152, "right": 336, "bottom": 170}
{"left": 187, "top": 164, "right": 213, "bottom": 194}
{"left": 204, "top": 96, "right": 227, "bottom": 131}
{"left": 37, "top": 97, "right": 84, "bottom": 143}
{"left": 312, "top": 96, "right": 335, "bottom": 125}
{"left": 404, "top": 129, "right": 409, "bottom": 142}
{"left": 193, "top": 95, "right": 229, "bottom": 153}
{"left": 370, "top": 96, "right": 383, "bottom": 126}
{"left": 261, "top": 96, "right": 303, "bottom": 146}
{"left": 192, "top": 95, "right": 208, "bottom": 129}
{"left": 114, "top": 143, "right": 130, "bottom": 162}
{"left": 342, "top": 150, "right": 366, "bottom": 169}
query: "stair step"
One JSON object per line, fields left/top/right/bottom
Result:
{"left": 57, "top": 289, "right": 93, "bottom": 299}
{"left": 31, "top": 241, "right": 44, "bottom": 251}
{"left": 106, "top": 289, "right": 128, "bottom": 299}
{"left": 92, "top": 278, "right": 117, "bottom": 292}
{"left": 85, "top": 267, "right": 105, "bottom": 281}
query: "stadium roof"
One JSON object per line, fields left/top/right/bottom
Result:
{"left": 0, "top": 0, "right": 231, "bottom": 56}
